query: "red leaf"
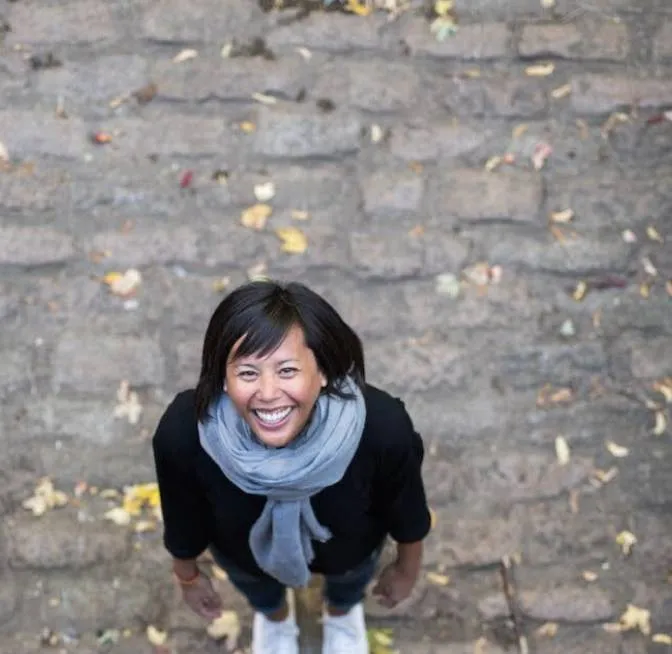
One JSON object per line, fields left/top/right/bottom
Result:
{"left": 180, "top": 170, "right": 194, "bottom": 188}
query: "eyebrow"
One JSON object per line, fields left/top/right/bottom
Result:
{"left": 234, "top": 358, "right": 299, "bottom": 368}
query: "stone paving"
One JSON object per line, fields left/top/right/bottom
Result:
{"left": 1, "top": 0, "right": 671, "bottom": 652}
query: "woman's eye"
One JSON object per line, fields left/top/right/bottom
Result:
{"left": 238, "top": 370, "right": 257, "bottom": 379}
{"left": 279, "top": 367, "right": 298, "bottom": 376}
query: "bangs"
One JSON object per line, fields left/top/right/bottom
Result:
{"left": 227, "top": 297, "right": 301, "bottom": 362}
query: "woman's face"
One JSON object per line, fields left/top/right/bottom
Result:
{"left": 225, "top": 325, "right": 327, "bottom": 448}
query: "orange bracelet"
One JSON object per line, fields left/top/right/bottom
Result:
{"left": 174, "top": 568, "right": 200, "bottom": 586}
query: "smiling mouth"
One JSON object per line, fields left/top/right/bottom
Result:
{"left": 252, "top": 407, "right": 294, "bottom": 426}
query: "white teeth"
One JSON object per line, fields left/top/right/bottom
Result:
{"left": 254, "top": 408, "right": 292, "bottom": 424}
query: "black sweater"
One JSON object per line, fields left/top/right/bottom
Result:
{"left": 152, "top": 384, "right": 432, "bottom": 576}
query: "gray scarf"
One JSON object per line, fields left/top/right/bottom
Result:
{"left": 198, "top": 376, "right": 366, "bottom": 587}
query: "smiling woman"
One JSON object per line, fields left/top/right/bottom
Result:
{"left": 152, "top": 280, "right": 432, "bottom": 654}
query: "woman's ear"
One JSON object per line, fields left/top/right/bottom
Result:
{"left": 320, "top": 373, "right": 327, "bottom": 388}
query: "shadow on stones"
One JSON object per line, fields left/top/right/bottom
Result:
{"left": 258, "top": 0, "right": 351, "bottom": 15}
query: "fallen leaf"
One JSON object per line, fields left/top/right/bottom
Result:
{"left": 251, "top": 92, "right": 277, "bottom": 105}
{"left": 526, "top": 62, "right": 555, "bottom": 77}
{"left": 220, "top": 42, "right": 233, "bottom": 58}
{"left": 146, "top": 625, "right": 167, "bottom": 646}
{"left": 582, "top": 570, "right": 598, "bottom": 582}
{"left": 572, "top": 281, "right": 588, "bottom": 301}
{"left": 207, "top": 611, "right": 241, "bottom": 648}
{"left": 536, "top": 622, "right": 558, "bottom": 637}
{"left": 134, "top": 520, "right": 157, "bottom": 533}
{"left": 408, "top": 161, "right": 424, "bottom": 174}
{"left": 368, "top": 628, "right": 395, "bottom": 654}
{"left": 601, "top": 112, "right": 629, "bottom": 138}
{"left": 173, "top": 48, "right": 198, "bottom": 63}
{"left": 371, "top": 124, "right": 384, "bottom": 144}
{"left": 555, "top": 435, "right": 571, "bottom": 466}
{"left": 464, "top": 68, "right": 481, "bottom": 78}
{"left": 241, "top": 203, "right": 272, "bottom": 231}
{"left": 408, "top": 224, "right": 425, "bottom": 237}
{"left": 247, "top": 262, "right": 268, "bottom": 281}
{"left": 537, "top": 385, "right": 574, "bottom": 407}
{"left": 113, "top": 380, "right": 142, "bottom": 425}
{"left": 212, "top": 277, "right": 231, "bottom": 293}
{"left": 22, "top": 478, "right": 69, "bottom": 516}
{"left": 430, "top": 507, "right": 437, "bottom": 529}
{"left": 593, "top": 467, "right": 618, "bottom": 485}
{"left": 646, "top": 225, "right": 664, "bottom": 242}
{"left": 434, "top": 0, "right": 454, "bottom": 15}
{"left": 642, "top": 256, "right": 658, "bottom": 277}
{"left": 97, "top": 629, "right": 120, "bottom": 646}
{"left": 541, "top": 0, "right": 555, "bottom": 7}
{"left": 551, "top": 83, "right": 572, "bottom": 99}
{"left": 122, "top": 483, "right": 160, "bottom": 516}
{"left": 91, "top": 131, "right": 113, "bottom": 145}
{"left": 484, "top": 155, "right": 503, "bottom": 172}
{"left": 240, "top": 121, "right": 256, "bottom": 133}
{"left": 653, "top": 634, "right": 672, "bottom": 645}
{"left": 430, "top": 15, "right": 458, "bottom": 41}
{"left": 462, "top": 262, "right": 492, "bottom": 286}
{"left": 653, "top": 410, "right": 667, "bottom": 435}
{"left": 295, "top": 46, "right": 312, "bottom": 60}
{"left": 254, "top": 181, "right": 276, "bottom": 202}
{"left": 617, "top": 604, "right": 651, "bottom": 635}
{"left": 622, "top": 229, "right": 637, "bottom": 243}
{"left": 103, "top": 269, "right": 142, "bottom": 298}
{"left": 550, "top": 208, "right": 574, "bottom": 224}
{"left": 275, "top": 226, "right": 308, "bottom": 254}
{"left": 653, "top": 379, "right": 672, "bottom": 403}
{"left": 559, "top": 319, "right": 575, "bottom": 338}
{"left": 104, "top": 507, "right": 132, "bottom": 526}
{"left": 291, "top": 210, "right": 310, "bottom": 221}
{"left": 640, "top": 281, "right": 652, "bottom": 298}
{"left": 346, "top": 0, "right": 373, "bottom": 15}
{"left": 179, "top": 170, "right": 193, "bottom": 189}
{"left": 512, "top": 124, "right": 528, "bottom": 139}
{"left": 615, "top": 530, "right": 637, "bottom": 555}
{"left": 532, "top": 142, "right": 553, "bottom": 170}
{"left": 133, "top": 82, "right": 158, "bottom": 105}
{"left": 606, "top": 441, "right": 629, "bottom": 458}
{"left": 426, "top": 572, "right": 450, "bottom": 586}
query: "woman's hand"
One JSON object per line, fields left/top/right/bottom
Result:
{"left": 181, "top": 572, "right": 224, "bottom": 620}
{"left": 372, "top": 561, "right": 419, "bottom": 608}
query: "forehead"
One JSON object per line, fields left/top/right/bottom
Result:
{"left": 229, "top": 324, "right": 309, "bottom": 363}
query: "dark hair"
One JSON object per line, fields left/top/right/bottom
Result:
{"left": 194, "top": 279, "right": 365, "bottom": 422}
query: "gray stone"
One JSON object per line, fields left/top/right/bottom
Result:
{"left": 362, "top": 170, "right": 425, "bottom": 215}
{"left": 152, "top": 57, "right": 309, "bottom": 102}
{"left": 52, "top": 333, "right": 165, "bottom": 394}
{"left": 175, "top": 340, "right": 202, "bottom": 390}
{"left": 34, "top": 56, "right": 149, "bottom": 110}
{"left": 442, "top": 77, "right": 547, "bottom": 118}
{"left": 519, "top": 22, "right": 629, "bottom": 60}
{"left": 572, "top": 75, "right": 672, "bottom": 115}
{"left": 403, "top": 22, "right": 510, "bottom": 59}
{"left": 86, "top": 227, "right": 200, "bottom": 267}
{"left": 0, "top": 572, "right": 18, "bottom": 626}
{"left": 478, "top": 587, "right": 613, "bottom": 622}
{"left": 199, "top": 222, "right": 269, "bottom": 268}
{"left": 609, "top": 332, "right": 672, "bottom": 381}
{"left": 654, "top": 21, "right": 672, "bottom": 59}
{"left": 7, "top": 512, "right": 130, "bottom": 569}
{"left": 346, "top": 61, "right": 421, "bottom": 113}
{"left": 0, "top": 111, "right": 89, "bottom": 159}
{"left": 266, "top": 13, "right": 397, "bottom": 53}
{"left": 253, "top": 107, "right": 362, "bottom": 158}
{"left": 366, "top": 338, "right": 468, "bottom": 394}
{"left": 389, "top": 123, "right": 491, "bottom": 163}
{"left": 6, "top": 1, "right": 119, "bottom": 45}
{"left": 0, "top": 226, "right": 75, "bottom": 267}
{"left": 0, "top": 348, "right": 32, "bottom": 398}
{"left": 495, "top": 342, "right": 607, "bottom": 390}
{"left": 427, "top": 169, "right": 542, "bottom": 224}
{"left": 0, "top": 169, "right": 72, "bottom": 213}
{"left": 268, "top": 225, "right": 351, "bottom": 275}
{"left": 141, "top": 0, "right": 264, "bottom": 42}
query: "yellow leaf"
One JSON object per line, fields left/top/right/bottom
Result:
{"left": 275, "top": 226, "right": 307, "bottom": 254}
{"left": 172, "top": 48, "right": 198, "bottom": 63}
{"left": 512, "top": 124, "right": 529, "bottom": 139}
{"left": 254, "top": 181, "right": 276, "bottom": 202}
{"left": 582, "top": 570, "right": 598, "bottom": 582}
{"left": 593, "top": 467, "right": 618, "bottom": 484}
{"left": 122, "top": 483, "right": 161, "bottom": 516}
{"left": 618, "top": 604, "right": 651, "bottom": 635}
{"left": 536, "top": 622, "right": 558, "bottom": 637}
{"left": 434, "top": 0, "right": 455, "bottom": 16}
{"left": 371, "top": 124, "right": 385, "bottom": 144}
{"left": 104, "top": 507, "right": 132, "bottom": 526}
{"left": 251, "top": 92, "right": 277, "bottom": 105}
{"left": 541, "top": 0, "right": 556, "bottom": 7}
{"left": 291, "top": 210, "right": 310, "bottom": 221}
{"left": 551, "top": 84, "right": 572, "bottom": 100}
{"left": 212, "top": 277, "right": 231, "bottom": 293}
{"left": 240, "top": 121, "right": 256, "bottom": 133}
{"left": 464, "top": 68, "right": 481, "bottom": 78}
{"left": 346, "top": 0, "right": 372, "bottom": 16}
{"left": 241, "top": 204, "right": 272, "bottom": 231}
{"left": 653, "top": 634, "right": 672, "bottom": 645}
{"left": 426, "top": 572, "right": 450, "bottom": 586}
{"left": 606, "top": 441, "right": 629, "bottom": 458}
{"left": 640, "top": 281, "right": 652, "bottom": 298}
{"left": 103, "top": 269, "right": 142, "bottom": 298}
{"left": 526, "top": 63, "right": 555, "bottom": 77}
{"left": 484, "top": 155, "right": 503, "bottom": 172}
{"left": 572, "top": 281, "right": 588, "bottom": 301}
{"left": 207, "top": 611, "right": 241, "bottom": 649}
{"left": 653, "top": 410, "right": 667, "bottom": 435}
{"left": 99, "top": 488, "right": 120, "bottom": 499}
{"left": 646, "top": 225, "right": 664, "bottom": 242}
{"left": 555, "top": 435, "right": 571, "bottom": 466}
{"left": 616, "top": 530, "right": 637, "bottom": 555}
{"left": 146, "top": 625, "right": 167, "bottom": 646}
{"left": 550, "top": 208, "right": 575, "bottom": 224}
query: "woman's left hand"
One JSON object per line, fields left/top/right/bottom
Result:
{"left": 372, "top": 561, "right": 418, "bottom": 608}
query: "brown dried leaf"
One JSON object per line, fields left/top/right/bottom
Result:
{"left": 241, "top": 203, "right": 272, "bottom": 231}
{"left": 526, "top": 63, "right": 555, "bottom": 77}
{"left": 207, "top": 611, "right": 241, "bottom": 649}
{"left": 572, "top": 281, "right": 588, "bottom": 301}
{"left": 512, "top": 124, "right": 529, "bottom": 139}
{"left": 653, "top": 379, "right": 672, "bottom": 403}
{"left": 275, "top": 226, "right": 307, "bottom": 254}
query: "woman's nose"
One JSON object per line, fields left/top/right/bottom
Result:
{"left": 257, "top": 373, "right": 279, "bottom": 401}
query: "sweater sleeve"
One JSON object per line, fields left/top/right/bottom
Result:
{"left": 152, "top": 392, "right": 212, "bottom": 559}
{"left": 378, "top": 399, "right": 432, "bottom": 543}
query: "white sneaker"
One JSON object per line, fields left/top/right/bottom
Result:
{"left": 252, "top": 607, "right": 299, "bottom": 654}
{"left": 322, "top": 603, "right": 369, "bottom": 654}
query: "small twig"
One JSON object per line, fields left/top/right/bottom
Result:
{"left": 499, "top": 556, "right": 530, "bottom": 654}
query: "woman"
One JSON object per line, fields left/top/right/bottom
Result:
{"left": 152, "top": 280, "right": 432, "bottom": 654}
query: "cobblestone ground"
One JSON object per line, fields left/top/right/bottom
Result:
{"left": 1, "top": 0, "right": 671, "bottom": 652}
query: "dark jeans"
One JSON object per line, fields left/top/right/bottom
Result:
{"left": 210, "top": 547, "right": 382, "bottom": 616}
